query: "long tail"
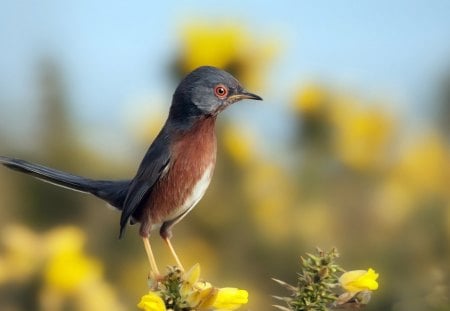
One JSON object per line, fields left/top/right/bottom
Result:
{"left": 0, "top": 156, "right": 129, "bottom": 209}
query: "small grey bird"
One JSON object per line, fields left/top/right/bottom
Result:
{"left": 0, "top": 66, "right": 262, "bottom": 275}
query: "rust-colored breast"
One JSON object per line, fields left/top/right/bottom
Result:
{"left": 139, "top": 116, "right": 217, "bottom": 235}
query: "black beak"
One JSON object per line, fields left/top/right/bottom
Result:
{"left": 236, "top": 90, "right": 263, "bottom": 101}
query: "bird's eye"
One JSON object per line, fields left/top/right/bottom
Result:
{"left": 214, "top": 84, "right": 228, "bottom": 99}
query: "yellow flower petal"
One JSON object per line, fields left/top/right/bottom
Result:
{"left": 339, "top": 268, "right": 379, "bottom": 293}
{"left": 181, "top": 263, "right": 202, "bottom": 297}
{"left": 186, "top": 284, "right": 218, "bottom": 309}
{"left": 184, "top": 263, "right": 201, "bottom": 285}
{"left": 137, "top": 292, "right": 166, "bottom": 311}
{"left": 213, "top": 287, "right": 249, "bottom": 310}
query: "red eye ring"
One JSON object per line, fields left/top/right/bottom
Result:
{"left": 214, "top": 84, "right": 228, "bottom": 99}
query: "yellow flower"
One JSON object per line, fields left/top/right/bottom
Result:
{"left": 393, "top": 133, "right": 449, "bottom": 196}
{"left": 188, "top": 282, "right": 218, "bottom": 309}
{"left": 222, "top": 124, "right": 256, "bottom": 166}
{"left": 0, "top": 225, "right": 43, "bottom": 283}
{"left": 213, "top": 287, "right": 249, "bottom": 310}
{"left": 180, "top": 23, "right": 246, "bottom": 72}
{"left": 176, "top": 22, "right": 277, "bottom": 89}
{"left": 294, "top": 84, "right": 328, "bottom": 116}
{"left": 44, "top": 251, "right": 101, "bottom": 293}
{"left": 182, "top": 264, "right": 218, "bottom": 309}
{"left": 331, "top": 99, "right": 393, "bottom": 170}
{"left": 145, "top": 264, "right": 248, "bottom": 311}
{"left": 339, "top": 268, "right": 379, "bottom": 293}
{"left": 43, "top": 227, "right": 102, "bottom": 293}
{"left": 184, "top": 262, "right": 201, "bottom": 285}
{"left": 44, "top": 226, "right": 85, "bottom": 256}
{"left": 137, "top": 292, "right": 166, "bottom": 311}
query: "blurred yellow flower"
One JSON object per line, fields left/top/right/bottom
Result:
{"left": 222, "top": 124, "right": 255, "bottom": 166}
{"left": 294, "top": 84, "right": 328, "bottom": 116}
{"left": 176, "top": 22, "right": 277, "bottom": 89}
{"left": 0, "top": 225, "right": 43, "bottom": 283}
{"left": 137, "top": 292, "right": 166, "bottom": 311}
{"left": 0, "top": 225, "right": 124, "bottom": 310}
{"left": 331, "top": 99, "right": 393, "bottom": 170}
{"left": 44, "top": 251, "right": 102, "bottom": 293}
{"left": 180, "top": 24, "right": 245, "bottom": 72}
{"left": 393, "top": 133, "right": 450, "bottom": 196}
{"left": 213, "top": 287, "right": 249, "bottom": 310}
{"left": 339, "top": 268, "right": 379, "bottom": 293}
{"left": 43, "top": 227, "right": 102, "bottom": 293}
{"left": 44, "top": 226, "right": 85, "bottom": 256}
{"left": 375, "top": 132, "right": 450, "bottom": 227}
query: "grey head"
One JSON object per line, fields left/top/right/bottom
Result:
{"left": 170, "top": 66, "right": 262, "bottom": 120}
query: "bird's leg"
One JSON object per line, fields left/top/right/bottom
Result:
{"left": 164, "top": 237, "right": 184, "bottom": 271}
{"left": 142, "top": 237, "right": 160, "bottom": 276}
{"left": 160, "top": 223, "right": 184, "bottom": 271}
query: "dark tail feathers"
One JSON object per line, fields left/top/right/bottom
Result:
{"left": 0, "top": 156, "right": 129, "bottom": 209}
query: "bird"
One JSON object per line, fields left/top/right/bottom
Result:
{"left": 0, "top": 66, "right": 262, "bottom": 276}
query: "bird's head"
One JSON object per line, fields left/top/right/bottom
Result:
{"left": 171, "top": 66, "right": 262, "bottom": 117}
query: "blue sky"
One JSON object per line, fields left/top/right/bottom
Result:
{"left": 1, "top": 1, "right": 449, "bottom": 155}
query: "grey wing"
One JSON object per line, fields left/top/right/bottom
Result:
{"left": 119, "top": 131, "right": 171, "bottom": 238}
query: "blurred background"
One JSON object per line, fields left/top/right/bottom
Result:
{"left": 0, "top": 1, "right": 449, "bottom": 310}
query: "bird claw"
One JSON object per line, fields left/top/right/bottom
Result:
{"left": 147, "top": 272, "right": 165, "bottom": 290}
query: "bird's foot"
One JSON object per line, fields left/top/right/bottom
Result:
{"left": 147, "top": 271, "right": 165, "bottom": 290}
{"left": 146, "top": 265, "right": 184, "bottom": 290}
